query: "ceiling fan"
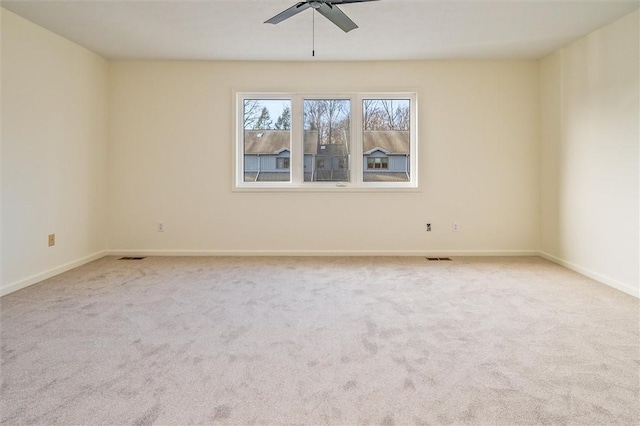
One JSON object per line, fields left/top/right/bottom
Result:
{"left": 265, "top": 0, "right": 379, "bottom": 33}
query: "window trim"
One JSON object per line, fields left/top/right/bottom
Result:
{"left": 234, "top": 92, "right": 418, "bottom": 192}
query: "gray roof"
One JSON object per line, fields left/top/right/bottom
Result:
{"left": 317, "top": 143, "right": 349, "bottom": 156}
{"left": 244, "top": 130, "right": 408, "bottom": 155}
{"left": 244, "top": 130, "right": 318, "bottom": 155}
{"left": 363, "top": 131, "right": 409, "bottom": 155}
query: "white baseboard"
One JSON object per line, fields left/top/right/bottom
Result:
{"left": 107, "top": 249, "right": 539, "bottom": 257}
{"left": 539, "top": 251, "right": 639, "bottom": 298}
{"left": 1, "top": 251, "right": 107, "bottom": 297}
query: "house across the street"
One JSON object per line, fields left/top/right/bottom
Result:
{"left": 244, "top": 129, "right": 409, "bottom": 182}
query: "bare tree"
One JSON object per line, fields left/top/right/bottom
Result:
{"left": 363, "top": 99, "right": 410, "bottom": 130}
{"left": 363, "top": 99, "right": 392, "bottom": 130}
{"left": 304, "top": 99, "right": 350, "bottom": 145}
{"left": 304, "top": 100, "right": 326, "bottom": 146}
{"left": 363, "top": 99, "right": 379, "bottom": 131}
{"left": 243, "top": 99, "right": 261, "bottom": 129}
{"left": 304, "top": 100, "right": 324, "bottom": 130}
{"left": 325, "top": 100, "right": 349, "bottom": 144}
{"left": 395, "top": 104, "right": 410, "bottom": 130}
{"left": 380, "top": 100, "right": 397, "bottom": 130}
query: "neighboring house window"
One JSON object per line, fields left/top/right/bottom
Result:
{"left": 276, "top": 158, "right": 290, "bottom": 169}
{"left": 367, "top": 157, "right": 389, "bottom": 169}
{"left": 235, "top": 93, "right": 417, "bottom": 190}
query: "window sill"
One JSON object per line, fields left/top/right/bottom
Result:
{"left": 232, "top": 184, "right": 421, "bottom": 193}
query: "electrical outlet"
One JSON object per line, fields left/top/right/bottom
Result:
{"left": 157, "top": 222, "right": 165, "bottom": 232}
{"left": 426, "top": 223, "right": 432, "bottom": 232}
{"left": 48, "top": 234, "right": 55, "bottom": 247}
{"left": 452, "top": 222, "right": 459, "bottom": 232}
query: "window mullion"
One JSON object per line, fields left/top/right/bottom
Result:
{"left": 352, "top": 95, "right": 363, "bottom": 185}
{"left": 290, "top": 95, "right": 303, "bottom": 185}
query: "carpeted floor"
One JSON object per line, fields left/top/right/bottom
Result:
{"left": 1, "top": 256, "right": 638, "bottom": 425}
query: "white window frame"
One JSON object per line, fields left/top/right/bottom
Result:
{"left": 234, "top": 92, "right": 418, "bottom": 191}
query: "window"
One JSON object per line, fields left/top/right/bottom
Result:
{"left": 367, "top": 157, "right": 389, "bottom": 169}
{"left": 235, "top": 92, "right": 417, "bottom": 190}
{"left": 304, "top": 99, "right": 351, "bottom": 183}
{"left": 242, "top": 99, "right": 291, "bottom": 182}
{"left": 276, "top": 158, "right": 290, "bottom": 169}
{"left": 363, "top": 98, "right": 410, "bottom": 182}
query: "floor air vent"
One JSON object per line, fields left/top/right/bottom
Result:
{"left": 426, "top": 257, "right": 452, "bottom": 261}
{"left": 119, "top": 257, "right": 147, "bottom": 260}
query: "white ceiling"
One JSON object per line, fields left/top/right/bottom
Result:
{"left": 2, "top": 0, "right": 638, "bottom": 61}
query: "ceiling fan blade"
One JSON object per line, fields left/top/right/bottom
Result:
{"left": 331, "top": 0, "right": 380, "bottom": 3}
{"left": 316, "top": 3, "right": 358, "bottom": 33}
{"left": 265, "top": 2, "right": 311, "bottom": 25}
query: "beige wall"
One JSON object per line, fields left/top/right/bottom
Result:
{"left": 540, "top": 10, "right": 639, "bottom": 296}
{"left": 1, "top": 10, "right": 109, "bottom": 295}
{"left": 108, "top": 60, "right": 540, "bottom": 255}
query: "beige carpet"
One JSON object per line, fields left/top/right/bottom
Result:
{"left": 1, "top": 256, "right": 638, "bottom": 425}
